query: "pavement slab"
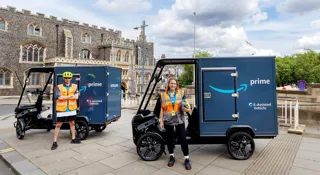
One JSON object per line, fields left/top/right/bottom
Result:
{"left": 1, "top": 109, "right": 320, "bottom": 175}
{"left": 62, "top": 162, "right": 114, "bottom": 175}
{"left": 243, "top": 133, "right": 302, "bottom": 175}
{"left": 0, "top": 140, "right": 46, "bottom": 175}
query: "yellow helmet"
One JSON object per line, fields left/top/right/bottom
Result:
{"left": 62, "top": 71, "right": 73, "bottom": 78}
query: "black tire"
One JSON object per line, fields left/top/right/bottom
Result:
{"left": 136, "top": 133, "right": 165, "bottom": 161}
{"left": 16, "top": 119, "right": 25, "bottom": 140}
{"left": 227, "top": 131, "right": 255, "bottom": 160}
{"left": 95, "top": 126, "right": 106, "bottom": 132}
{"left": 75, "top": 120, "right": 89, "bottom": 140}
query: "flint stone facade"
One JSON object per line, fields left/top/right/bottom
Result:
{"left": 0, "top": 5, "right": 156, "bottom": 97}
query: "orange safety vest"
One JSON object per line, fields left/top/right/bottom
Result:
{"left": 56, "top": 84, "right": 78, "bottom": 112}
{"left": 161, "top": 89, "right": 184, "bottom": 118}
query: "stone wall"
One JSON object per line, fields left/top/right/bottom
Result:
{"left": 277, "top": 83, "right": 320, "bottom": 102}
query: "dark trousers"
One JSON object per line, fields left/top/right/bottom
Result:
{"left": 165, "top": 123, "right": 189, "bottom": 156}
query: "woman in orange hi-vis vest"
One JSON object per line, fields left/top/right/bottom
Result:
{"left": 51, "top": 71, "right": 81, "bottom": 150}
{"left": 160, "top": 77, "right": 192, "bottom": 170}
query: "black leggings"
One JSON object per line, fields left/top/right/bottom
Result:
{"left": 165, "top": 123, "right": 189, "bottom": 156}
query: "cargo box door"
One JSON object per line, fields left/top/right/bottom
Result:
{"left": 106, "top": 67, "right": 122, "bottom": 122}
{"left": 201, "top": 67, "right": 239, "bottom": 121}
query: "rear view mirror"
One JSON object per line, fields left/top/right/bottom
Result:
{"left": 154, "top": 73, "right": 161, "bottom": 82}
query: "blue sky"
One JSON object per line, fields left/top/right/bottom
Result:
{"left": 1, "top": 0, "right": 320, "bottom": 58}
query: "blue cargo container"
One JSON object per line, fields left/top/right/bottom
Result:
{"left": 14, "top": 65, "right": 122, "bottom": 140}
{"left": 131, "top": 56, "right": 278, "bottom": 161}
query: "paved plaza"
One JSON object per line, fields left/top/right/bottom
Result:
{"left": 0, "top": 108, "right": 320, "bottom": 175}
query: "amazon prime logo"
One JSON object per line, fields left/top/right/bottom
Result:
{"left": 250, "top": 78, "right": 270, "bottom": 86}
{"left": 88, "top": 82, "right": 102, "bottom": 87}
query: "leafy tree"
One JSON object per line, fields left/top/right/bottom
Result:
{"left": 178, "top": 50, "right": 212, "bottom": 87}
{"left": 275, "top": 49, "right": 320, "bottom": 86}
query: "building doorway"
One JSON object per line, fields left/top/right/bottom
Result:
{"left": 121, "top": 81, "right": 127, "bottom": 99}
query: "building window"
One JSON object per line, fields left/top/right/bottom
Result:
{"left": 80, "top": 49, "right": 90, "bottom": 59}
{"left": 81, "top": 33, "right": 90, "bottom": 43}
{"left": 0, "top": 68, "right": 12, "bottom": 87}
{"left": 124, "top": 51, "right": 129, "bottom": 62}
{"left": 122, "top": 70, "right": 128, "bottom": 76}
{"left": 116, "top": 50, "right": 121, "bottom": 62}
{"left": 21, "top": 42, "right": 45, "bottom": 63}
{"left": 26, "top": 72, "right": 41, "bottom": 86}
{"left": 0, "top": 17, "right": 7, "bottom": 31}
{"left": 28, "top": 23, "right": 41, "bottom": 36}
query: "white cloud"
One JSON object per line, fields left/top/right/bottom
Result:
{"left": 311, "top": 19, "right": 320, "bottom": 28}
{"left": 170, "top": 0, "right": 261, "bottom": 27}
{"left": 297, "top": 33, "right": 320, "bottom": 49}
{"left": 244, "top": 10, "right": 320, "bottom": 34}
{"left": 146, "top": 1, "right": 280, "bottom": 58}
{"left": 93, "top": 0, "right": 152, "bottom": 12}
{"left": 259, "top": 0, "right": 281, "bottom": 8}
{"left": 277, "top": 0, "right": 320, "bottom": 14}
{"left": 250, "top": 11, "right": 268, "bottom": 24}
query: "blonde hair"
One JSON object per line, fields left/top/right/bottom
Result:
{"left": 166, "top": 77, "right": 180, "bottom": 92}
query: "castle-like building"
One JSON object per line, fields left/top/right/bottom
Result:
{"left": 0, "top": 5, "right": 156, "bottom": 97}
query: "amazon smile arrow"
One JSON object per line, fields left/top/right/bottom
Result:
{"left": 209, "top": 84, "right": 248, "bottom": 94}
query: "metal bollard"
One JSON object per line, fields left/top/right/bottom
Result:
{"left": 281, "top": 104, "right": 284, "bottom": 119}
{"left": 285, "top": 100, "right": 288, "bottom": 124}
{"left": 289, "top": 101, "right": 292, "bottom": 125}
{"left": 294, "top": 98, "right": 299, "bottom": 129}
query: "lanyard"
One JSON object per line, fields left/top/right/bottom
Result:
{"left": 168, "top": 91, "right": 176, "bottom": 110}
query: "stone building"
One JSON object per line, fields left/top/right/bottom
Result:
{"left": 0, "top": 5, "right": 156, "bottom": 97}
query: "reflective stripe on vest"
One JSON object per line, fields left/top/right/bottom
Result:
{"left": 56, "top": 84, "right": 78, "bottom": 112}
{"left": 161, "top": 90, "right": 184, "bottom": 116}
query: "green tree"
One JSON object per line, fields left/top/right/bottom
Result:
{"left": 178, "top": 50, "right": 212, "bottom": 87}
{"left": 275, "top": 49, "right": 320, "bottom": 86}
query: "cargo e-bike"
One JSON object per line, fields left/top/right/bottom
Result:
{"left": 14, "top": 66, "right": 122, "bottom": 140}
{"left": 131, "top": 57, "right": 278, "bottom": 161}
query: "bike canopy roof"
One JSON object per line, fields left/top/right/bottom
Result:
{"left": 27, "top": 67, "right": 55, "bottom": 74}
{"left": 155, "top": 58, "right": 197, "bottom": 67}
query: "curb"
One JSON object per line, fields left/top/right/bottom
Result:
{"left": 0, "top": 113, "right": 14, "bottom": 121}
{"left": 0, "top": 139, "right": 47, "bottom": 175}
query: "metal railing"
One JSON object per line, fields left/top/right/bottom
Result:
{"left": 278, "top": 97, "right": 299, "bottom": 129}
{"left": 277, "top": 96, "right": 320, "bottom": 130}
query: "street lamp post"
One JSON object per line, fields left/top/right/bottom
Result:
{"left": 193, "top": 12, "right": 196, "bottom": 58}
{"left": 192, "top": 12, "right": 196, "bottom": 85}
{"left": 134, "top": 20, "right": 148, "bottom": 96}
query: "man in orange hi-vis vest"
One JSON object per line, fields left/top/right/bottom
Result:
{"left": 51, "top": 71, "right": 81, "bottom": 150}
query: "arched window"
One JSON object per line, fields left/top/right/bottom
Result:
{"left": 25, "top": 71, "right": 41, "bottom": 86}
{"left": 116, "top": 50, "right": 121, "bottom": 62}
{"left": 80, "top": 49, "right": 90, "bottom": 59}
{"left": 0, "top": 17, "right": 7, "bottom": 31}
{"left": 124, "top": 51, "right": 129, "bottom": 62}
{"left": 0, "top": 68, "right": 12, "bottom": 87}
{"left": 81, "top": 33, "right": 90, "bottom": 43}
{"left": 28, "top": 23, "right": 41, "bottom": 36}
{"left": 21, "top": 42, "right": 45, "bottom": 62}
